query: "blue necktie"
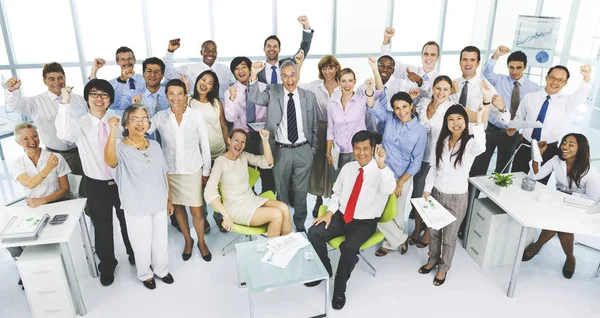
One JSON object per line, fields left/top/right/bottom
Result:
{"left": 376, "top": 87, "right": 388, "bottom": 134}
{"left": 129, "top": 78, "right": 135, "bottom": 89}
{"left": 271, "top": 65, "right": 278, "bottom": 84}
{"left": 423, "top": 73, "right": 429, "bottom": 81}
{"left": 531, "top": 95, "right": 550, "bottom": 141}
{"left": 246, "top": 86, "right": 256, "bottom": 127}
{"left": 287, "top": 93, "right": 298, "bottom": 143}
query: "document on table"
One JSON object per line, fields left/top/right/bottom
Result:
{"left": 507, "top": 120, "right": 543, "bottom": 129}
{"left": 261, "top": 233, "right": 310, "bottom": 268}
{"left": 410, "top": 198, "right": 456, "bottom": 230}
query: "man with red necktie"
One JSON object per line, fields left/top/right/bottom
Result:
{"left": 304, "top": 130, "right": 396, "bottom": 310}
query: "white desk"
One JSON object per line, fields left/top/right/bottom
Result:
{"left": 0, "top": 199, "right": 97, "bottom": 316}
{"left": 464, "top": 172, "right": 600, "bottom": 297}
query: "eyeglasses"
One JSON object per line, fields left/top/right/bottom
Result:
{"left": 89, "top": 92, "right": 110, "bottom": 99}
{"left": 144, "top": 70, "right": 162, "bottom": 75}
{"left": 547, "top": 75, "right": 567, "bottom": 84}
{"left": 128, "top": 118, "right": 149, "bottom": 123}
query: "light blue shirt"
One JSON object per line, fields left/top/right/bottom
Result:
{"left": 121, "top": 86, "right": 169, "bottom": 140}
{"left": 482, "top": 58, "right": 539, "bottom": 128}
{"left": 368, "top": 99, "right": 427, "bottom": 178}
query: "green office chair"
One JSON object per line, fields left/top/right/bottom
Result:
{"left": 216, "top": 167, "right": 275, "bottom": 255}
{"left": 317, "top": 194, "right": 397, "bottom": 277}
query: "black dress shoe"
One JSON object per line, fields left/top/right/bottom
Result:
{"left": 161, "top": 273, "right": 174, "bottom": 284}
{"left": 170, "top": 214, "right": 181, "bottom": 233}
{"left": 304, "top": 279, "right": 322, "bottom": 287}
{"left": 562, "top": 257, "right": 576, "bottom": 279}
{"left": 418, "top": 263, "right": 437, "bottom": 274}
{"left": 100, "top": 271, "right": 115, "bottom": 286}
{"left": 128, "top": 254, "right": 135, "bottom": 265}
{"left": 198, "top": 242, "right": 212, "bottom": 262}
{"left": 522, "top": 245, "right": 539, "bottom": 262}
{"left": 143, "top": 278, "right": 156, "bottom": 290}
{"left": 183, "top": 239, "right": 194, "bottom": 261}
{"left": 17, "top": 278, "right": 22, "bottom": 285}
{"left": 332, "top": 292, "right": 346, "bottom": 310}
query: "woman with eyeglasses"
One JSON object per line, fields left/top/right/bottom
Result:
{"left": 182, "top": 70, "right": 229, "bottom": 233}
{"left": 147, "top": 79, "right": 213, "bottom": 262}
{"left": 522, "top": 133, "right": 599, "bottom": 278}
{"left": 104, "top": 104, "right": 174, "bottom": 290}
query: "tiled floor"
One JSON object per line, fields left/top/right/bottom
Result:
{"left": 1, "top": 195, "right": 599, "bottom": 318}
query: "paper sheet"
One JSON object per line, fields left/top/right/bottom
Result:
{"left": 247, "top": 122, "right": 266, "bottom": 132}
{"left": 331, "top": 143, "right": 340, "bottom": 171}
{"left": 410, "top": 197, "right": 457, "bottom": 230}
{"left": 507, "top": 120, "right": 543, "bottom": 129}
{"left": 260, "top": 233, "right": 310, "bottom": 268}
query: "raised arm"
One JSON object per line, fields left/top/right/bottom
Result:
{"left": 104, "top": 116, "right": 120, "bottom": 168}
{"left": 566, "top": 65, "right": 592, "bottom": 111}
{"left": 259, "top": 130, "right": 274, "bottom": 165}
{"left": 368, "top": 56, "right": 384, "bottom": 90}
{"left": 531, "top": 142, "right": 550, "bottom": 176}
{"left": 163, "top": 38, "right": 183, "bottom": 80}
{"left": 223, "top": 86, "right": 240, "bottom": 122}
{"left": 4, "top": 77, "right": 34, "bottom": 115}
{"left": 55, "top": 87, "right": 79, "bottom": 143}
{"left": 483, "top": 46, "right": 509, "bottom": 85}
{"left": 248, "top": 61, "right": 271, "bottom": 105}
{"left": 88, "top": 58, "right": 106, "bottom": 81}
{"left": 297, "top": 16, "right": 314, "bottom": 57}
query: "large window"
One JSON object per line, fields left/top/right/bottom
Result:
{"left": 335, "top": 0, "right": 388, "bottom": 54}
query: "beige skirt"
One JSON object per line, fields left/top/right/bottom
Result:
{"left": 170, "top": 169, "right": 203, "bottom": 207}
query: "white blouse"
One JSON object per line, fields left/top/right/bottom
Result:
{"left": 189, "top": 98, "right": 226, "bottom": 160}
{"left": 299, "top": 80, "right": 341, "bottom": 122}
{"left": 416, "top": 98, "right": 453, "bottom": 164}
{"left": 529, "top": 155, "right": 600, "bottom": 200}
{"left": 149, "top": 107, "right": 212, "bottom": 176}
{"left": 9, "top": 149, "right": 71, "bottom": 199}
{"left": 424, "top": 124, "right": 486, "bottom": 194}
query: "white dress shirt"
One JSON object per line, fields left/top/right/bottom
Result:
{"left": 424, "top": 124, "right": 486, "bottom": 194}
{"left": 416, "top": 98, "right": 453, "bottom": 163}
{"left": 328, "top": 159, "right": 396, "bottom": 219}
{"left": 514, "top": 82, "right": 591, "bottom": 144}
{"left": 276, "top": 87, "right": 307, "bottom": 145}
{"left": 148, "top": 107, "right": 211, "bottom": 176}
{"left": 381, "top": 43, "right": 439, "bottom": 96}
{"left": 529, "top": 156, "right": 600, "bottom": 200}
{"left": 5, "top": 89, "right": 88, "bottom": 151}
{"left": 9, "top": 149, "right": 71, "bottom": 199}
{"left": 298, "top": 79, "right": 341, "bottom": 122}
{"left": 265, "top": 62, "right": 281, "bottom": 84}
{"left": 55, "top": 105, "right": 122, "bottom": 180}
{"left": 162, "top": 52, "right": 236, "bottom": 102}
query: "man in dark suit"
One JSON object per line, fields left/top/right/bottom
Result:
{"left": 248, "top": 59, "right": 318, "bottom": 232}
{"left": 257, "top": 15, "right": 314, "bottom": 85}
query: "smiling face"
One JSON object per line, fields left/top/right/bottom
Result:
{"left": 125, "top": 108, "right": 150, "bottom": 138}
{"left": 545, "top": 68, "right": 568, "bottom": 95}
{"left": 460, "top": 51, "right": 480, "bottom": 79}
{"left": 378, "top": 57, "right": 395, "bottom": 84}
{"left": 321, "top": 65, "right": 339, "bottom": 82}
{"left": 508, "top": 61, "right": 525, "bottom": 81}
{"left": 264, "top": 39, "right": 280, "bottom": 62}
{"left": 393, "top": 99, "right": 413, "bottom": 123}
{"left": 196, "top": 73, "right": 215, "bottom": 97}
{"left": 143, "top": 63, "right": 164, "bottom": 89}
{"left": 117, "top": 52, "right": 135, "bottom": 70}
{"left": 16, "top": 128, "right": 40, "bottom": 152}
{"left": 447, "top": 113, "right": 466, "bottom": 136}
{"left": 353, "top": 139, "right": 374, "bottom": 167}
{"left": 166, "top": 85, "right": 186, "bottom": 108}
{"left": 228, "top": 131, "right": 247, "bottom": 157}
{"left": 201, "top": 41, "right": 217, "bottom": 67}
{"left": 87, "top": 88, "right": 111, "bottom": 112}
{"left": 339, "top": 73, "right": 355, "bottom": 94}
{"left": 560, "top": 135, "right": 579, "bottom": 161}
{"left": 433, "top": 80, "right": 451, "bottom": 103}
{"left": 281, "top": 65, "right": 298, "bottom": 93}
{"left": 421, "top": 44, "right": 439, "bottom": 69}
{"left": 43, "top": 71, "right": 66, "bottom": 96}
{"left": 234, "top": 61, "right": 250, "bottom": 84}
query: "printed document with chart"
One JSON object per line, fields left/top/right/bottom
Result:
{"left": 410, "top": 197, "right": 456, "bottom": 230}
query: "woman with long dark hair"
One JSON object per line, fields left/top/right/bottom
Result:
{"left": 419, "top": 98, "right": 488, "bottom": 286}
{"left": 522, "top": 133, "right": 599, "bottom": 278}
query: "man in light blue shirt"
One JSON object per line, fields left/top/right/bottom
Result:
{"left": 471, "top": 45, "right": 539, "bottom": 176}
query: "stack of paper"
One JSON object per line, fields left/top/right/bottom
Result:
{"left": 260, "top": 233, "right": 310, "bottom": 268}
{"left": 410, "top": 197, "right": 457, "bottom": 230}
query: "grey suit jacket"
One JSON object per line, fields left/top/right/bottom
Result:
{"left": 248, "top": 83, "right": 318, "bottom": 156}
{"left": 258, "top": 29, "right": 314, "bottom": 84}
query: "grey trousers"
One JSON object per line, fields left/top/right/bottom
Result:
{"left": 273, "top": 144, "right": 313, "bottom": 231}
{"left": 329, "top": 152, "right": 355, "bottom": 184}
{"left": 428, "top": 188, "right": 468, "bottom": 272}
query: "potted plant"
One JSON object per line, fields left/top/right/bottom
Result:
{"left": 489, "top": 172, "right": 514, "bottom": 188}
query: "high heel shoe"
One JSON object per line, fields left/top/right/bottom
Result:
{"left": 182, "top": 239, "right": 194, "bottom": 261}
{"left": 522, "top": 244, "right": 539, "bottom": 262}
{"left": 198, "top": 242, "right": 212, "bottom": 262}
{"left": 433, "top": 272, "right": 446, "bottom": 286}
{"left": 562, "top": 256, "right": 576, "bottom": 279}
{"left": 418, "top": 263, "right": 437, "bottom": 274}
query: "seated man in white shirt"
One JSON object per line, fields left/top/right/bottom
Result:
{"left": 4, "top": 62, "right": 87, "bottom": 175}
{"left": 304, "top": 130, "right": 396, "bottom": 310}
{"left": 88, "top": 46, "right": 146, "bottom": 109}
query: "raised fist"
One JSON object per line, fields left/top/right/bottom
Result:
{"left": 93, "top": 58, "right": 106, "bottom": 70}
{"left": 168, "top": 38, "right": 181, "bottom": 53}
{"left": 228, "top": 85, "right": 237, "bottom": 101}
{"left": 298, "top": 16, "right": 310, "bottom": 30}
{"left": 5, "top": 77, "right": 21, "bottom": 92}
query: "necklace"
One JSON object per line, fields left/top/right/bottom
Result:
{"left": 126, "top": 137, "right": 151, "bottom": 164}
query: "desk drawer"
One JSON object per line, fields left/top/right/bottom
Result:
{"left": 26, "top": 280, "right": 71, "bottom": 303}
{"left": 467, "top": 233, "right": 484, "bottom": 265}
{"left": 31, "top": 299, "right": 74, "bottom": 318}
{"left": 18, "top": 263, "right": 64, "bottom": 283}
{"left": 469, "top": 210, "right": 491, "bottom": 237}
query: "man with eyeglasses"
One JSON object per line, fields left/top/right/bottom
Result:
{"left": 5, "top": 62, "right": 87, "bottom": 175}
{"left": 89, "top": 46, "right": 146, "bottom": 110}
{"left": 163, "top": 39, "right": 234, "bottom": 103}
{"left": 55, "top": 79, "right": 135, "bottom": 286}
{"left": 511, "top": 64, "right": 593, "bottom": 184}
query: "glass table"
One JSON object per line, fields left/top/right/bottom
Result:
{"left": 235, "top": 234, "right": 329, "bottom": 318}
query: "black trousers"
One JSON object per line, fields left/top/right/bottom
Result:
{"left": 245, "top": 131, "right": 275, "bottom": 193}
{"left": 470, "top": 124, "right": 519, "bottom": 177}
{"left": 307, "top": 211, "right": 377, "bottom": 294}
{"left": 511, "top": 138, "right": 559, "bottom": 185}
{"left": 85, "top": 176, "right": 133, "bottom": 273}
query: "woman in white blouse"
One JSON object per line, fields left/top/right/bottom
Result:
{"left": 419, "top": 99, "right": 489, "bottom": 286}
{"left": 522, "top": 133, "right": 599, "bottom": 278}
{"left": 149, "top": 79, "right": 213, "bottom": 262}
{"left": 186, "top": 70, "right": 229, "bottom": 232}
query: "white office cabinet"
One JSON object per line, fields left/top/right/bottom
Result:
{"left": 18, "top": 244, "right": 75, "bottom": 318}
{"left": 467, "top": 198, "right": 535, "bottom": 268}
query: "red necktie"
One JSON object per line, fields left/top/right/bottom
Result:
{"left": 344, "top": 168, "right": 364, "bottom": 224}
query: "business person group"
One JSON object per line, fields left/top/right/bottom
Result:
{"left": 5, "top": 15, "right": 599, "bottom": 310}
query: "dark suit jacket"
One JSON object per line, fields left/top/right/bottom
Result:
{"left": 257, "top": 29, "right": 314, "bottom": 84}
{"left": 248, "top": 83, "right": 318, "bottom": 156}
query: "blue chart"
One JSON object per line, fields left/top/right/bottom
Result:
{"left": 513, "top": 15, "right": 561, "bottom": 67}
